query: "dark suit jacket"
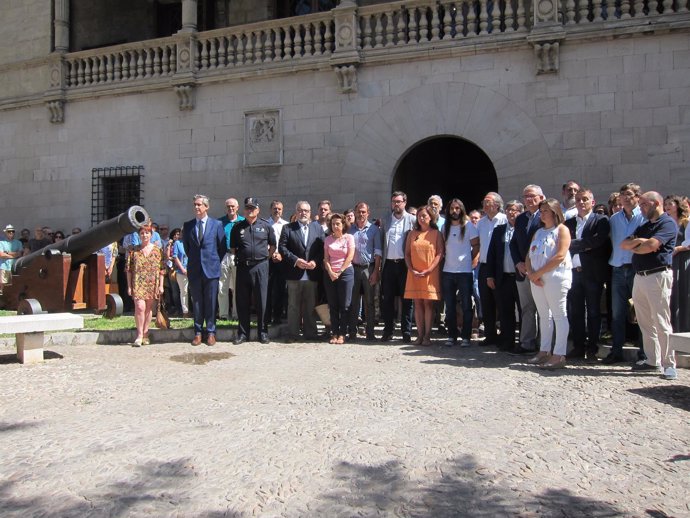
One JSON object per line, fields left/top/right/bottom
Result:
{"left": 565, "top": 213, "right": 611, "bottom": 283}
{"left": 509, "top": 210, "right": 542, "bottom": 281}
{"left": 182, "top": 217, "right": 227, "bottom": 280}
{"left": 486, "top": 224, "right": 514, "bottom": 287}
{"left": 278, "top": 221, "right": 325, "bottom": 282}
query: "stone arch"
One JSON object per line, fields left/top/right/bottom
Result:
{"left": 340, "top": 81, "right": 552, "bottom": 213}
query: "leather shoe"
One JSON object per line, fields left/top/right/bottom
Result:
{"left": 233, "top": 335, "right": 248, "bottom": 345}
{"left": 191, "top": 335, "right": 202, "bottom": 346}
{"left": 566, "top": 348, "right": 585, "bottom": 359}
{"left": 540, "top": 356, "right": 566, "bottom": 370}
{"left": 602, "top": 353, "right": 625, "bottom": 364}
{"left": 381, "top": 334, "right": 393, "bottom": 342}
{"left": 206, "top": 334, "right": 216, "bottom": 346}
{"left": 259, "top": 333, "right": 270, "bottom": 344}
{"left": 402, "top": 333, "right": 412, "bottom": 343}
{"left": 508, "top": 345, "right": 534, "bottom": 356}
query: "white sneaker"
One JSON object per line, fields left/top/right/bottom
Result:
{"left": 460, "top": 339, "right": 471, "bottom": 347}
{"left": 663, "top": 367, "right": 677, "bottom": 380}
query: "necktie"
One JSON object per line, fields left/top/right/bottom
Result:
{"left": 197, "top": 220, "right": 204, "bottom": 244}
{"left": 301, "top": 224, "right": 308, "bottom": 246}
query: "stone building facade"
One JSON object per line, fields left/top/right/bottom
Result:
{"left": 0, "top": 0, "right": 688, "bottom": 230}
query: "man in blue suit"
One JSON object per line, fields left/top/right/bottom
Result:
{"left": 182, "top": 194, "right": 227, "bottom": 346}
{"left": 509, "top": 184, "right": 544, "bottom": 354}
{"left": 565, "top": 188, "right": 611, "bottom": 361}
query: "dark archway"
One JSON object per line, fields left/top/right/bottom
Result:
{"left": 392, "top": 136, "right": 498, "bottom": 213}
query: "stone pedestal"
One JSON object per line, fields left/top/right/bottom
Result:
{"left": 16, "top": 332, "right": 45, "bottom": 364}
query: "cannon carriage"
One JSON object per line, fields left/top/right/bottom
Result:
{"left": 1, "top": 206, "right": 149, "bottom": 315}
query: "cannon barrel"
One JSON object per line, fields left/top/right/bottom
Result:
{"left": 13, "top": 205, "right": 149, "bottom": 273}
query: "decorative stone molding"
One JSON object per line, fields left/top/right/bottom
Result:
{"left": 174, "top": 84, "right": 195, "bottom": 110}
{"left": 533, "top": 41, "right": 560, "bottom": 74}
{"left": 334, "top": 64, "right": 358, "bottom": 94}
{"left": 46, "top": 100, "right": 64, "bottom": 124}
{"left": 244, "top": 109, "right": 283, "bottom": 167}
{"left": 533, "top": 0, "right": 560, "bottom": 25}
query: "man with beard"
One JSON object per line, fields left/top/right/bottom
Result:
{"left": 278, "top": 201, "right": 325, "bottom": 342}
{"left": 561, "top": 180, "right": 580, "bottom": 220}
{"left": 621, "top": 191, "right": 678, "bottom": 380}
{"left": 380, "top": 191, "right": 416, "bottom": 343}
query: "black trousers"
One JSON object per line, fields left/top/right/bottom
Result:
{"left": 478, "top": 263, "right": 499, "bottom": 341}
{"left": 236, "top": 261, "right": 269, "bottom": 339}
{"left": 568, "top": 268, "right": 604, "bottom": 354}
{"left": 265, "top": 260, "right": 286, "bottom": 326}
{"left": 495, "top": 273, "right": 520, "bottom": 348}
{"left": 381, "top": 260, "right": 413, "bottom": 337}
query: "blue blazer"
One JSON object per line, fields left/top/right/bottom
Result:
{"left": 509, "top": 210, "right": 542, "bottom": 281}
{"left": 565, "top": 213, "right": 611, "bottom": 283}
{"left": 486, "top": 224, "right": 514, "bottom": 287}
{"left": 182, "top": 217, "right": 227, "bottom": 280}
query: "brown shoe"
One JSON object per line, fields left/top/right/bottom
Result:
{"left": 191, "top": 334, "right": 202, "bottom": 346}
{"left": 540, "top": 355, "right": 566, "bottom": 370}
{"left": 207, "top": 334, "right": 216, "bottom": 346}
{"left": 526, "top": 352, "right": 550, "bottom": 365}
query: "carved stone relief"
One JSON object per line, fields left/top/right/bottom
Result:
{"left": 335, "top": 64, "right": 358, "bottom": 94}
{"left": 244, "top": 110, "right": 282, "bottom": 167}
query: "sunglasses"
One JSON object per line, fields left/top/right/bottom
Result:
{"left": 6, "top": 230, "right": 15, "bottom": 233}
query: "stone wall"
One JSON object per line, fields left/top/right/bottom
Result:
{"left": 0, "top": 31, "right": 688, "bottom": 231}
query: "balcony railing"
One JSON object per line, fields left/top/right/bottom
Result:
{"left": 52, "top": 0, "right": 690, "bottom": 94}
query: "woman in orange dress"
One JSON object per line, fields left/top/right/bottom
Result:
{"left": 404, "top": 205, "right": 444, "bottom": 346}
{"left": 126, "top": 225, "right": 165, "bottom": 346}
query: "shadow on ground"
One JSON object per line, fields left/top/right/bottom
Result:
{"left": 313, "top": 454, "right": 626, "bottom": 517}
{"left": 0, "top": 351, "right": 63, "bottom": 364}
{"left": 628, "top": 385, "right": 690, "bottom": 412}
{"left": 0, "top": 458, "right": 242, "bottom": 517}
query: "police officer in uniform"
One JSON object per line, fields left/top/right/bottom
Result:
{"left": 231, "top": 197, "right": 277, "bottom": 344}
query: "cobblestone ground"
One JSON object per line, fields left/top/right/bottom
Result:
{"left": 1, "top": 338, "right": 688, "bottom": 518}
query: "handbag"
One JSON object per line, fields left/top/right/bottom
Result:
{"left": 156, "top": 294, "right": 170, "bottom": 329}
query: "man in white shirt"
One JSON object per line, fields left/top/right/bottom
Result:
{"left": 477, "top": 192, "right": 508, "bottom": 346}
{"left": 266, "top": 200, "right": 289, "bottom": 328}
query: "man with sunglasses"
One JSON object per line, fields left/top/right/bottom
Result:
{"left": 0, "top": 225, "right": 23, "bottom": 294}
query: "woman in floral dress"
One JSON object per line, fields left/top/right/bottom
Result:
{"left": 127, "top": 225, "right": 165, "bottom": 346}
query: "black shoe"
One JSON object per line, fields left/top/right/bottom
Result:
{"left": 566, "top": 349, "right": 585, "bottom": 359}
{"left": 348, "top": 332, "right": 358, "bottom": 341}
{"left": 233, "top": 335, "right": 248, "bottom": 345}
{"left": 585, "top": 350, "right": 599, "bottom": 362}
{"left": 366, "top": 334, "right": 376, "bottom": 342}
{"left": 259, "top": 333, "right": 270, "bottom": 344}
{"left": 444, "top": 338, "right": 457, "bottom": 347}
{"left": 602, "top": 353, "right": 625, "bottom": 365}
{"left": 402, "top": 333, "right": 412, "bottom": 343}
{"left": 631, "top": 361, "right": 660, "bottom": 372}
{"left": 381, "top": 334, "right": 393, "bottom": 342}
{"left": 508, "top": 345, "right": 535, "bottom": 356}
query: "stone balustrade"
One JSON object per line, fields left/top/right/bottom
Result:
{"left": 196, "top": 13, "right": 335, "bottom": 72}
{"left": 38, "top": 0, "right": 690, "bottom": 114}
{"left": 64, "top": 38, "right": 178, "bottom": 88}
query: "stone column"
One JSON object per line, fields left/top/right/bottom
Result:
{"left": 54, "top": 0, "right": 70, "bottom": 52}
{"left": 180, "top": 0, "right": 198, "bottom": 33}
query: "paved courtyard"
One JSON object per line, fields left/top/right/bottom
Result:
{"left": 1, "top": 338, "right": 688, "bottom": 517}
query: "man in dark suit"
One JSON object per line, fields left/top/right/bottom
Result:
{"left": 565, "top": 188, "right": 611, "bottom": 360}
{"left": 182, "top": 194, "right": 227, "bottom": 346}
{"left": 509, "top": 184, "right": 544, "bottom": 354}
{"left": 278, "top": 201, "right": 325, "bottom": 341}
{"left": 486, "top": 200, "right": 523, "bottom": 351}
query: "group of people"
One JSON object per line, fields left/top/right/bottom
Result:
{"left": 2, "top": 181, "right": 687, "bottom": 381}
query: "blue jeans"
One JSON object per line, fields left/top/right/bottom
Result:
{"left": 442, "top": 272, "right": 473, "bottom": 340}
{"left": 324, "top": 266, "right": 354, "bottom": 337}
{"left": 611, "top": 265, "right": 645, "bottom": 359}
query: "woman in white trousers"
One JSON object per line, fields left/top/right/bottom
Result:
{"left": 525, "top": 198, "right": 572, "bottom": 370}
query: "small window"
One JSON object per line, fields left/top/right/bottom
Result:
{"left": 92, "top": 166, "right": 144, "bottom": 226}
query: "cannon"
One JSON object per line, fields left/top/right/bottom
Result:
{"left": 2, "top": 206, "right": 149, "bottom": 315}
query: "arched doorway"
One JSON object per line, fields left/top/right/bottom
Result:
{"left": 392, "top": 136, "right": 497, "bottom": 213}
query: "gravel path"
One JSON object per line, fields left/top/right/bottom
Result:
{"left": 1, "top": 339, "right": 688, "bottom": 517}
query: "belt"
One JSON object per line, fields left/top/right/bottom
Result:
{"left": 573, "top": 266, "right": 583, "bottom": 272}
{"left": 385, "top": 259, "right": 404, "bottom": 264}
{"left": 353, "top": 263, "right": 373, "bottom": 268}
{"left": 617, "top": 264, "right": 633, "bottom": 269}
{"left": 240, "top": 259, "right": 267, "bottom": 267}
{"left": 636, "top": 265, "right": 670, "bottom": 276}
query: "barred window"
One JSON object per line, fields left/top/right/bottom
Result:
{"left": 91, "top": 166, "right": 144, "bottom": 226}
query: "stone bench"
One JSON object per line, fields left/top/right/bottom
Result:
{"left": 670, "top": 333, "right": 690, "bottom": 355}
{"left": 0, "top": 313, "right": 84, "bottom": 364}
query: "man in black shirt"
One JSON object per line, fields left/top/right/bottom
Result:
{"left": 621, "top": 191, "right": 678, "bottom": 380}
